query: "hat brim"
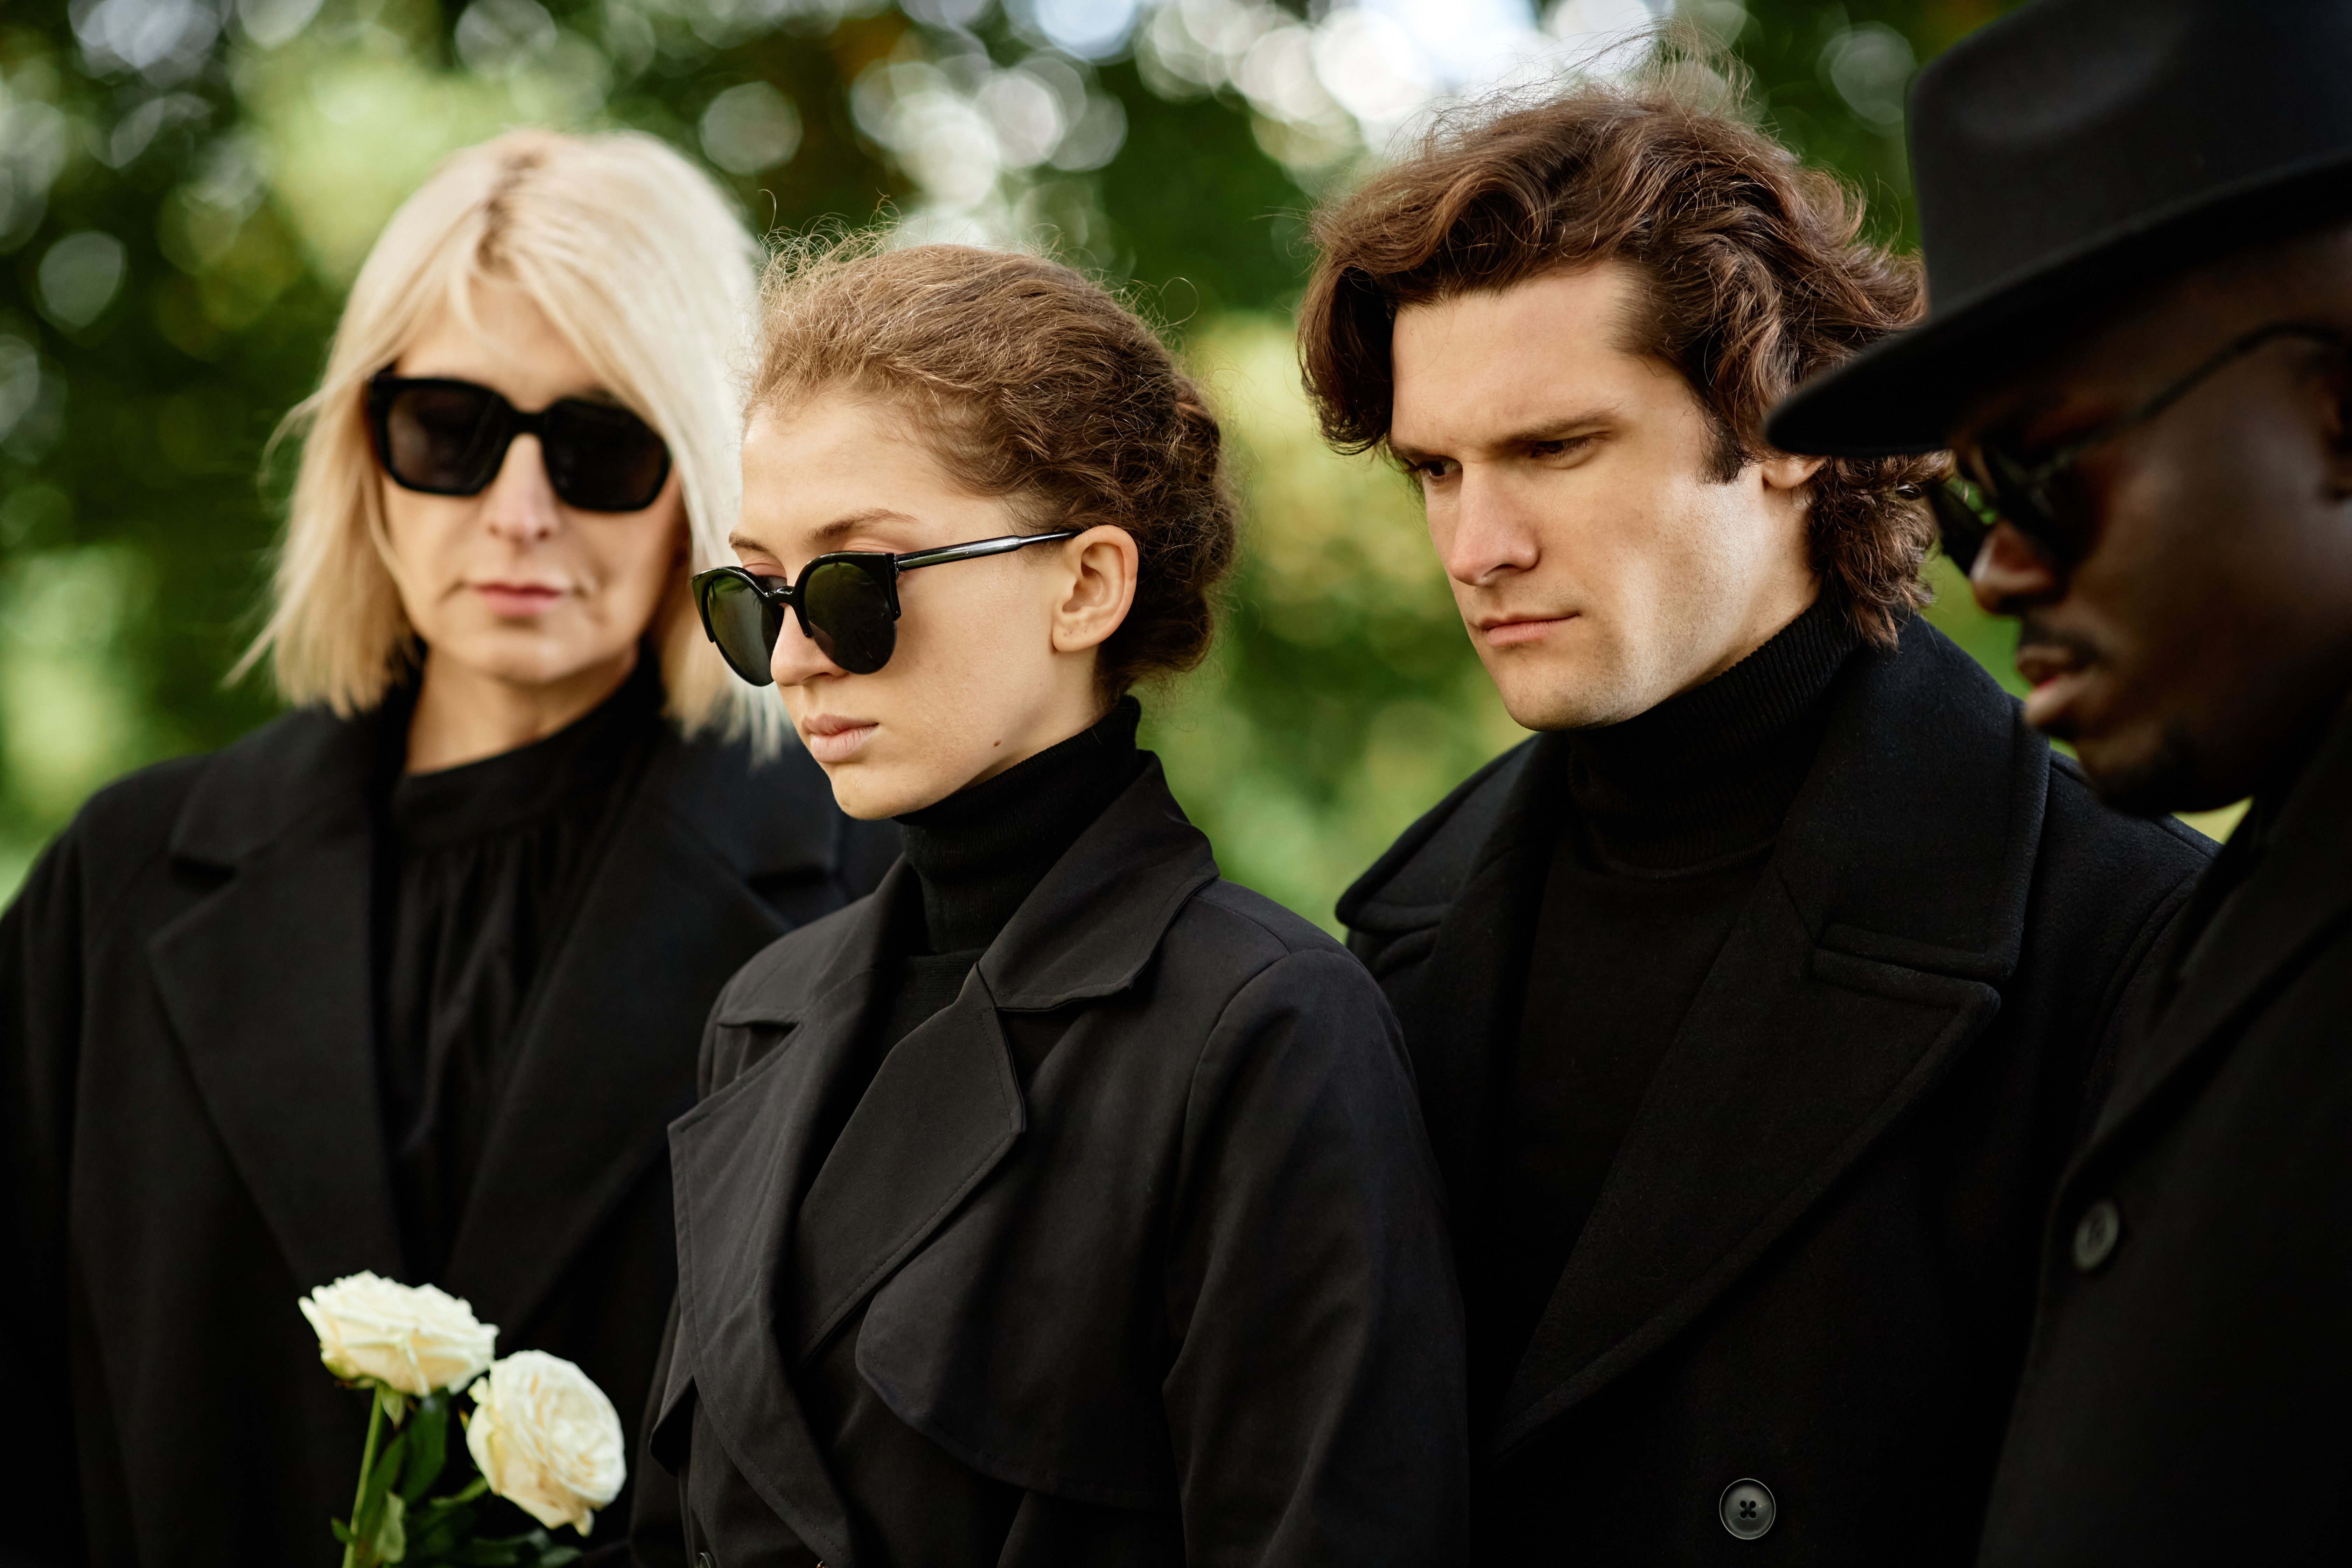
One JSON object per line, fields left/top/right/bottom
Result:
{"left": 1767, "top": 149, "right": 2352, "bottom": 458}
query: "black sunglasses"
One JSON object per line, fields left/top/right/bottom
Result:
{"left": 1931, "top": 320, "right": 2346, "bottom": 573}
{"left": 692, "top": 530, "right": 1081, "bottom": 681}
{"left": 365, "top": 371, "right": 673, "bottom": 513}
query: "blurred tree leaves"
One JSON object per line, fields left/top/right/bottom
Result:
{"left": 0, "top": 0, "right": 2029, "bottom": 912}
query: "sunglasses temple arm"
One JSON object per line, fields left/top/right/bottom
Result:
{"left": 1927, "top": 482, "right": 1992, "bottom": 573}
{"left": 895, "top": 530, "right": 1083, "bottom": 573}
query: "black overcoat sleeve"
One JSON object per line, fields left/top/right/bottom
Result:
{"left": 1161, "top": 947, "right": 1467, "bottom": 1568}
{"left": 2, "top": 833, "right": 90, "bottom": 1566}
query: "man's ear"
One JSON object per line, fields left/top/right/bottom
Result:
{"left": 1758, "top": 451, "right": 1829, "bottom": 494}
{"left": 1050, "top": 525, "right": 1140, "bottom": 655}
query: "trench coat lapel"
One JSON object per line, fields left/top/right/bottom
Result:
{"left": 1492, "top": 623, "right": 2044, "bottom": 1458}
{"left": 786, "top": 967, "right": 1025, "bottom": 1364}
{"left": 783, "top": 758, "right": 1217, "bottom": 1360}
{"left": 664, "top": 873, "right": 904, "bottom": 1568}
{"left": 147, "top": 712, "right": 404, "bottom": 1294}
{"left": 2086, "top": 712, "right": 2352, "bottom": 1156}
{"left": 1392, "top": 746, "right": 1557, "bottom": 1222}
{"left": 442, "top": 737, "right": 835, "bottom": 1333}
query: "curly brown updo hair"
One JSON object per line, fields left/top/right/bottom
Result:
{"left": 746, "top": 240, "right": 1237, "bottom": 697}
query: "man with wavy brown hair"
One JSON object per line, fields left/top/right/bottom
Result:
{"left": 1308, "top": 83, "right": 2206, "bottom": 1559}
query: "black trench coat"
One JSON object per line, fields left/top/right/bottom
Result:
{"left": 633, "top": 759, "right": 1467, "bottom": 1568}
{"left": 1338, "top": 620, "right": 2211, "bottom": 1562}
{"left": 1977, "top": 706, "right": 2352, "bottom": 1563}
{"left": 0, "top": 704, "right": 892, "bottom": 1567}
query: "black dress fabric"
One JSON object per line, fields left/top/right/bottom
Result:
{"left": 376, "top": 657, "right": 663, "bottom": 1281}
{"left": 1485, "top": 600, "right": 1857, "bottom": 1413}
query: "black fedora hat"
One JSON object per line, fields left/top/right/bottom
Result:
{"left": 1767, "top": 0, "right": 2352, "bottom": 458}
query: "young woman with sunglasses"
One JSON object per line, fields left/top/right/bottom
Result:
{"left": 0, "top": 132, "right": 890, "bottom": 1563}
{"left": 631, "top": 242, "right": 1466, "bottom": 1567}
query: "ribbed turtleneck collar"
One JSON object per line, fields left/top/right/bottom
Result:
{"left": 1564, "top": 596, "right": 1861, "bottom": 873}
{"left": 895, "top": 698, "right": 1145, "bottom": 954}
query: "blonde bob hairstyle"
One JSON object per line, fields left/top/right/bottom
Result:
{"left": 242, "top": 128, "right": 782, "bottom": 751}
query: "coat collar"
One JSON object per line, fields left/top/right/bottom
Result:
{"left": 1396, "top": 620, "right": 2045, "bottom": 1458}
{"left": 2087, "top": 705, "right": 2352, "bottom": 1154}
{"left": 149, "top": 709, "right": 404, "bottom": 1292}
{"left": 666, "top": 758, "right": 1217, "bottom": 1561}
{"left": 714, "top": 755, "right": 1219, "bottom": 1028}
{"left": 149, "top": 700, "right": 835, "bottom": 1322}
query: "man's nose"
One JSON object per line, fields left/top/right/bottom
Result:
{"left": 482, "top": 435, "right": 561, "bottom": 543}
{"left": 1970, "top": 519, "right": 2065, "bottom": 615}
{"left": 1440, "top": 467, "right": 1542, "bottom": 586}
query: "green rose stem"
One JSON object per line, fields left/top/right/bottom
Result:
{"left": 342, "top": 1387, "right": 388, "bottom": 1568}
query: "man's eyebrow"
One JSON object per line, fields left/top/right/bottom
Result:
{"left": 726, "top": 507, "right": 921, "bottom": 557}
{"left": 1391, "top": 411, "right": 1618, "bottom": 465}
{"left": 1500, "top": 412, "right": 1617, "bottom": 445}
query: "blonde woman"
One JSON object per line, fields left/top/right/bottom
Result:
{"left": 0, "top": 131, "right": 891, "bottom": 1564}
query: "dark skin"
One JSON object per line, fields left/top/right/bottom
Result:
{"left": 1958, "top": 226, "right": 2352, "bottom": 814}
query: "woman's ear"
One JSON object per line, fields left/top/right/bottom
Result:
{"left": 1049, "top": 525, "right": 1140, "bottom": 655}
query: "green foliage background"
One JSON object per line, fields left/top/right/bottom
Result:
{"left": 1, "top": 0, "right": 2086, "bottom": 923}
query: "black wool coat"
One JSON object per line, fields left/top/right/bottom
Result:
{"left": 1337, "top": 620, "right": 2211, "bottom": 1563}
{"left": 632, "top": 759, "right": 1468, "bottom": 1568}
{"left": 1976, "top": 707, "right": 2352, "bottom": 1562}
{"left": 0, "top": 705, "right": 894, "bottom": 1567}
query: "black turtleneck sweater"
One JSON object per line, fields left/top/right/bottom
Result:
{"left": 882, "top": 698, "right": 1146, "bottom": 1042}
{"left": 1481, "top": 598, "right": 1858, "bottom": 1410}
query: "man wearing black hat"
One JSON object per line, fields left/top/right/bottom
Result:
{"left": 1769, "top": 0, "right": 2352, "bottom": 1557}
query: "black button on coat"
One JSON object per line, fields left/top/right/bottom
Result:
{"left": 635, "top": 760, "right": 1468, "bottom": 1568}
{"left": 1338, "top": 621, "right": 2210, "bottom": 1562}
{"left": 0, "top": 704, "right": 894, "bottom": 1566}
{"left": 1978, "top": 708, "right": 2352, "bottom": 1562}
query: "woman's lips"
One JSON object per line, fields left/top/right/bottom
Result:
{"left": 801, "top": 715, "right": 877, "bottom": 764}
{"left": 474, "top": 582, "right": 565, "bottom": 618}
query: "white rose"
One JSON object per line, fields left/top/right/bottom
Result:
{"left": 465, "top": 1351, "right": 626, "bottom": 1535}
{"left": 298, "top": 1272, "right": 498, "bottom": 1398}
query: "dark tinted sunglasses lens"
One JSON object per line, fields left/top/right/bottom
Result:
{"left": 802, "top": 561, "right": 896, "bottom": 674}
{"left": 699, "top": 572, "right": 780, "bottom": 687}
{"left": 544, "top": 401, "right": 671, "bottom": 512}
{"left": 382, "top": 383, "right": 505, "bottom": 494}
{"left": 1977, "top": 449, "right": 2087, "bottom": 567}
{"left": 1928, "top": 482, "right": 1991, "bottom": 572}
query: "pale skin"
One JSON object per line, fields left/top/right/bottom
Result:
{"left": 1388, "top": 263, "right": 1825, "bottom": 732}
{"left": 734, "top": 395, "right": 1139, "bottom": 820}
{"left": 383, "top": 278, "right": 687, "bottom": 774}
{"left": 1958, "top": 226, "right": 2352, "bottom": 813}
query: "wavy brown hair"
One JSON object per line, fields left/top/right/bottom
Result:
{"left": 747, "top": 240, "right": 1237, "bottom": 697}
{"left": 1301, "top": 82, "right": 1941, "bottom": 645}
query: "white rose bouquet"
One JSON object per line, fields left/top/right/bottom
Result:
{"left": 299, "top": 1273, "right": 625, "bottom": 1568}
